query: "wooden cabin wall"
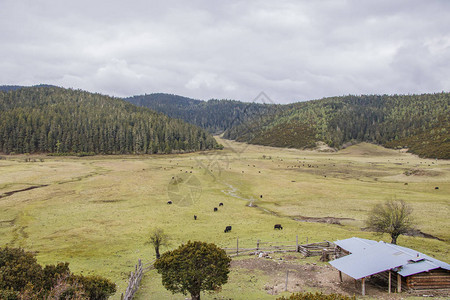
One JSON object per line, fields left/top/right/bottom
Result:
{"left": 406, "top": 269, "right": 450, "bottom": 290}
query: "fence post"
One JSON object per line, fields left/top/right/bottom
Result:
{"left": 236, "top": 237, "right": 239, "bottom": 256}
{"left": 285, "top": 270, "right": 289, "bottom": 291}
{"left": 257, "top": 239, "right": 260, "bottom": 251}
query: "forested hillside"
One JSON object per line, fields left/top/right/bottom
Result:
{"left": 125, "top": 93, "right": 275, "bottom": 134}
{"left": 224, "top": 93, "right": 450, "bottom": 159}
{"left": 0, "top": 87, "right": 220, "bottom": 154}
{"left": 0, "top": 84, "right": 56, "bottom": 92}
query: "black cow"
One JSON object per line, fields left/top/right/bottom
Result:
{"left": 167, "top": 201, "right": 173, "bottom": 205}
{"left": 194, "top": 215, "right": 197, "bottom": 220}
{"left": 219, "top": 202, "right": 224, "bottom": 206}
{"left": 274, "top": 224, "right": 283, "bottom": 230}
{"left": 224, "top": 226, "right": 232, "bottom": 233}
{"left": 435, "top": 187, "right": 439, "bottom": 190}
{"left": 214, "top": 207, "right": 218, "bottom": 212}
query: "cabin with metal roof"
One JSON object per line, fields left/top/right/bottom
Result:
{"left": 329, "top": 237, "right": 450, "bottom": 295}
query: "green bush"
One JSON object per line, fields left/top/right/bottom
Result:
{"left": 0, "top": 247, "right": 43, "bottom": 293}
{"left": 0, "top": 288, "right": 19, "bottom": 300}
{"left": 74, "top": 275, "right": 116, "bottom": 300}
{"left": 0, "top": 247, "right": 116, "bottom": 299}
{"left": 276, "top": 292, "right": 356, "bottom": 300}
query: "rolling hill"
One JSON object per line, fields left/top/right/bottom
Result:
{"left": 223, "top": 93, "right": 450, "bottom": 159}
{"left": 125, "top": 93, "right": 275, "bottom": 134}
{"left": 0, "top": 87, "right": 220, "bottom": 154}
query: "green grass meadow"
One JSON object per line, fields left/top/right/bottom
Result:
{"left": 0, "top": 138, "right": 449, "bottom": 299}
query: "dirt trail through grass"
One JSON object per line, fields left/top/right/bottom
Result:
{"left": 0, "top": 184, "right": 48, "bottom": 199}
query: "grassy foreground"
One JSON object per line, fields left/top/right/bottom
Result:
{"left": 0, "top": 138, "right": 448, "bottom": 299}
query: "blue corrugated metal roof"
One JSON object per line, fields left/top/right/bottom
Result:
{"left": 329, "top": 238, "right": 450, "bottom": 279}
{"left": 334, "top": 237, "right": 378, "bottom": 253}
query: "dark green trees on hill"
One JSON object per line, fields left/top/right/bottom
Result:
{"left": 0, "top": 87, "right": 220, "bottom": 154}
{"left": 125, "top": 93, "right": 275, "bottom": 134}
{"left": 224, "top": 93, "right": 450, "bottom": 159}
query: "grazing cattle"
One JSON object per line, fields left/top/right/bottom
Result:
{"left": 194, "top": 215, "right": 197, "bottom": 220}
{"left": 260, "top": 195, "right": 263, "bottom": 198}
{"left": 214, "top": 207, "right": 218, "bottom": 212}
{"left": 435, "top": 187, "right": 439, "bottom": 190}
{"left": 167, "top": 201, "right": 173, "bottom": 204}
{"left": 219, "top": 202, "right": 224, "bottom": 206}
{"left": 274, "top": 224, "right": 283, "bottom": 230}
{"left": 224, "top": 226, "right": 232, "bottom": 233}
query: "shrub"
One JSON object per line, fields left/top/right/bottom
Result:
{"left": 73, "top": 275, "right": 116, "bottom": 300}
{"left": 0, "top": 247, "right": 43, "bottom": 293}
{"left": 276, "top": 292, "right": 356, "bottom": 300}
{"left": 0, "top": 247, "right": 116, "bottom": 299}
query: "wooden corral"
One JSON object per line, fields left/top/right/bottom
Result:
{"left": 297, "top": 241, "right": 334, "bottom": 257}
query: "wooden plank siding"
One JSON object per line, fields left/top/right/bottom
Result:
{"left": 375, "top": 268, "right": 450, "bottom": 291}
{"left": 406, "top": 269, "right": 450, "bottom": 290}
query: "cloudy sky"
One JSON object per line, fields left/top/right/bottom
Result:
{"left": 1, "top": 0, "right": 449, "bottom": 103}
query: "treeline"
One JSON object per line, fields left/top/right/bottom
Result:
{"left": 0, "top": 87, "right": 220, "bottom": 154}
{"left": 125, "top": 93, "right": 275, "bottom": 134}
{"left": 0, "top": 84, "right": 56, "bottom": 92}
{"left": 223, "top": 93, "right": 450, "bottom": 159}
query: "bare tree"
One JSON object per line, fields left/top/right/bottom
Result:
{"left": 366, "top": 200, "right": 414, "bottom": 244}
{"left": 146, "top": 228, "right": 170, "bottom": 259}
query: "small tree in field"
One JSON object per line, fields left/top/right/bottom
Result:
{"left": 146, "top": 228, "right": 170, "bottom": 259}
{"left": 154, "top": 241, "right": 231, "bottom": 300}
{"left": 366, "top": 200, "right": 414, "bottom": 244}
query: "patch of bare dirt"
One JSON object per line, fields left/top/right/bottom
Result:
{"left": 404, "top": 229, "right": 443, "bottom": 241}
{"left": 403, "top": 169, "right": 441, "bottom": 177}
{"left": 315, "top": 142, "right": 336, "bottom": 153}
{"left": 293, "top": 215, "right": 355, "bottom": 225}
{"left": 231, "top": 256, "right": 450, "bottom": 299}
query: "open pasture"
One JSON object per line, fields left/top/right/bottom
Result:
{"left": 0, "top": 138, "right": 449, "bottom": 299}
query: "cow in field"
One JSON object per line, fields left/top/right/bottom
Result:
{"left": 219, "top": 202, "right": 223, "bottom": 206}
{"left": 167, "top": 201, "right": 173, "bottom": 204}
{"left": 224, "top": 226, "right": 232, "bottom": 233}
{"left": 214, "top": 207, "right": 218, "bottom": 212}
{"left": 274, "top": 224, "right": 283, "bottom": 230}
{"left": 194, "top": 215, "right": 197, "bottom": 220}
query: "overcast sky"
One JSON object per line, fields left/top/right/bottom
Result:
{"left": 1, "top": 0, "right": 449, "bottom": 103}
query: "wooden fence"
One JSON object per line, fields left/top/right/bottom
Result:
{"left": 120, "top": 238, "right": 335, "bottom": 299}
{"left": 297, "top": 241, "right": 334, "bottom": 257}
{"left": 121, "top": 259, "right": 155, "bottom": 300}
{"left": 222, "top": 237, "right": 334, "bottom": 257}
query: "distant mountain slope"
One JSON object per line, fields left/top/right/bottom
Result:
{"left": 0, "top": 87, "right": 219, "bottom": 154}
{"left": 0, "top": 85, "right": 24, "bottom": 92}
{"left": 125, "top": 93, "right": 275, "bottom": 134}
{"left": 0, "top": 84, "right": 57, "bottom": 92}
{"left": 223, "top": 93, "right": 450, "bottom": 159}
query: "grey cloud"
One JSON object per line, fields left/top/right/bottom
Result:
{"left": 1, "top": 0, "right": 449, "bottom": 103}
